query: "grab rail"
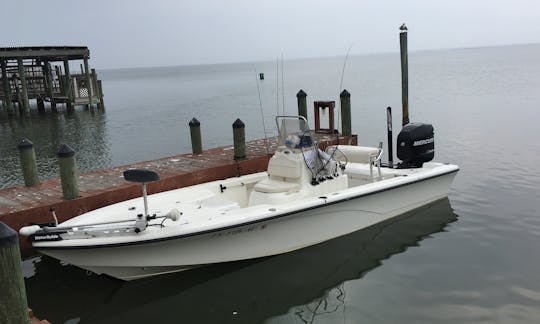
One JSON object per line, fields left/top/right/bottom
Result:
{"left": 369, "top": 142, "right": 384, "bottom": 180}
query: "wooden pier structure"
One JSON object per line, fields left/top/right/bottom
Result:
{"left": 0, "top": 46, "right": 104, "bottom": 115}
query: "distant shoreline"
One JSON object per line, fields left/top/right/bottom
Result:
{"left": 99, "top": 42, "right": 540, "bottom": 72}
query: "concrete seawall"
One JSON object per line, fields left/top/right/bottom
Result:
{"left": 0, "top": 134, "right": 356, "bottom": 255}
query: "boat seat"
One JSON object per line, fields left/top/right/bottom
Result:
{"left": 253, "top": 178, "right": 299, "bottom": 193}
{"left": 267, "top": 151, "right": 303, "bottom": 179}
{"left": 326, "top": 145, "right": 379, "bottom": 164}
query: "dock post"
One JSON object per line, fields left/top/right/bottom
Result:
{"left": 63, "top": 59, "right": 74, "bottom": 112}
{"left": 16, "top": 58, "right": 30, "bottom": 115}
{"left": 0, "top": 222, "right": 30, "bottom": 324}
{"left": 296, "top": 89, "right": 307, "bottom": 120}
{"left": 43, "top": 62, "right": 56, "bottom": 111}
{"left": 12, "top": 74, "right": 23, "bottom": 113}
{"left": 36, "top": 98, "right": 45, "bottom": 112}
{"left": 340, "top": 89, "right": 351, "bottom": 136}
{"left": 91, "top": 69, "right": 99, "bottom": 109}
{"left": 84, "top": 57, "right": 93, "bottom": 108}
{"left": 53, "top": 66, "right": 63, "bottom": 112}
{"left": 17, "top": 138, "right": 39, "bottom": 187}
{"left": 57, "top": 144, "right": 79, "bottom": 200}
{"left": 232, "top": 119, "right": 246, "bottom": 160}
{"left": 399, "top": 24, "right": 409, "bottom": 126}
{"left": 189, "top": 118, "right": 202, "bottom": 154}
{"left": 1, "top": 60, "right": 13, "bottom": 111}
{"left": 97, "top": 80, "right": 105, "bottom": 110}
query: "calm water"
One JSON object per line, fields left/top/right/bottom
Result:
{"left": 4, "top": 44, "right": 540, "bottom": 323}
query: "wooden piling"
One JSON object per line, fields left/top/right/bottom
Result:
{"left": 12, "top": 74, "right": 23, "bottom": 113}
{"left": 0, "top": 222, "right": 30, "bottom": 324}
{"left": 84, "top": 57, "right": 93, "bottom": 107}
{"left": 399, "top": 24, "right": 409, "bottom": 126}
{"left": 97, "top": 80, "right": 104, "bottom": 109}
{"left": 57, "top": 144, "right": 79, "bottom": 200}
{"left": 1, "top": 60, "right": 13, "bottom": 111}
{"left": 53, "top": 66, "right": 61, "bottom": 111}
{"left": 63, "top": 59, "right": 74, "bottom": 112}
{"left": 17, "top": 138, "right": 39, "bottom": 187}
{"left": 91, "top": 68, "right": 99, "bottom": 108}
{"left": 189, "top": 118, "right": 202, "bottom": 154}
{"left": 16, "top": 58, "right": 30, "bottom": 114}
{"left": 36, "top": 98, "right": 45, "bottom": 112}
{"left": 296, "top": 89, "right": 307, "bottom": 120}
{"left": 45, "top": 62, "right": 56, "bottom": 111}
{"left": 232, "top": 119, "right": 246, "bottom": 160}
{"left": 340, "top": 89, "right": 351, "bottom": 136}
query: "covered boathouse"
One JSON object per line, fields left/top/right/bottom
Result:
{"left": 0, "top": 46, "right": 104, "bottom": 115}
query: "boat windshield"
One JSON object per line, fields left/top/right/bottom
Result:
{"left": 275, "top": 116, "right": 314, "bottom": 149}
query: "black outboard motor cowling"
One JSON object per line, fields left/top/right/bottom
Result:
{"left": 397, "top": 122, "right": 434, "bottom": 168}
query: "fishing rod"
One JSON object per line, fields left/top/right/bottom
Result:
{"left": 255, "top": 69, "right": 270, "bottom": 155}
{"left": 338, "top": 43, "right": 354, "bottom": 133}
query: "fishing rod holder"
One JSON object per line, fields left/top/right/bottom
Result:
{"left": 313, "top": 101, "right": 338, "bottom": 134}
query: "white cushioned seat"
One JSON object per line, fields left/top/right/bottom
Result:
{"left": 326, "top": 145, "right": 379, "bottom": 164}
{"left": 267, "top": 152, "right": 303, "bottom": 179}
{"left": 253, "top": 178, "right": 299, "bottom": 193}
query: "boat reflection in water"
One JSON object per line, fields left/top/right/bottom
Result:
{"left": 25, "top": 198, "right": 458, "bottom": 324}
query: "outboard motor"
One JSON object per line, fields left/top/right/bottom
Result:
{"left": 397, "top": 123, "right": 434, "bottom": 168}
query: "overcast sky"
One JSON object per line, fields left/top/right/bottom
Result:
{"left": 2, "top": 0, "right": 539, "bottom": 69}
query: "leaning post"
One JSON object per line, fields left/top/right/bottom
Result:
{"left": 232, "top": 119, "right": 246, "bottom": 160}
{"left": 57, "top": 144, "right": 79, "bottom": 200}
{"left": 340, "top": 89, "right": 351, "bottom": 137}
{"left": 399, "top": 23, "right": 410, "bottom": 126}
{"left": 296, "top": 89, "right": 307, "bottom": 120}
{"left": 0, "top": 222, "right": 31, "bottom": 324}
{"left": 189, "top": 118, "right": 202, "bottom": 154}
{"left": 17, "top": 138, "right": 39, "bottom": 186}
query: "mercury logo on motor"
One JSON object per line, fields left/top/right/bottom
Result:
{"left": 413, "top": 137, "right": 434, "bottom": 146}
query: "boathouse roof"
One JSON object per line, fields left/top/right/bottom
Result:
{"left": 0, "top": 46, "right": 89, "bottom": 61}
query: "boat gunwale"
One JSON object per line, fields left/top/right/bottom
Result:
{"left": 34, "top": 167, "right": 459, "bottom": 250}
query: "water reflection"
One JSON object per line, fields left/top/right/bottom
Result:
{"left": 25, "top": 198, "right": 457, "bottom": 324}
{"left": 0, "top": 108, "right": 110, "bottom": 188}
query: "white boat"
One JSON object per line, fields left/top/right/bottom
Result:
{"left": 20, "top": 116, "right": 458, "bottom": 280}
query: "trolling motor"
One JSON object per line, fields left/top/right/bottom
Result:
{"left": 19, "top": 169, "right": 179, "bottom": 240}
{"left": 123, "top": 169, "right": 161, "bottom": 233}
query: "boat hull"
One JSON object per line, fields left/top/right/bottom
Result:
{"left": 38, "top": 169, "right": 458, "bottom": 280}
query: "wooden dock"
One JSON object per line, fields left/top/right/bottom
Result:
{"left": 0, "top": 134, "right": 356, "bottom": 255}
{"left": 0, "top": 46, "right": 104, "bottom": 115}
